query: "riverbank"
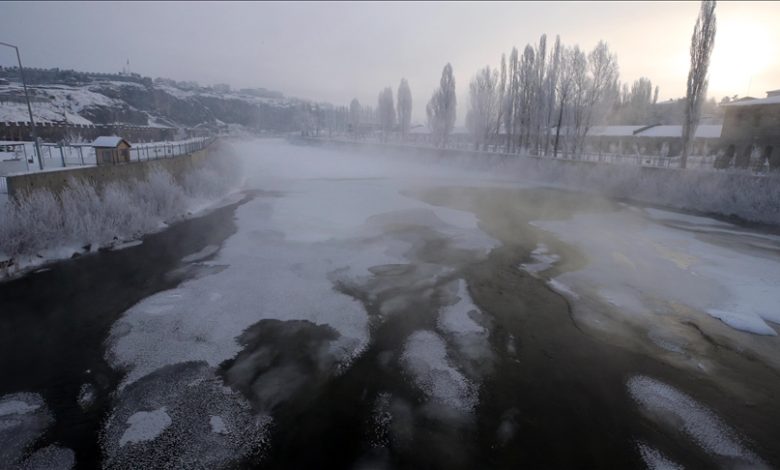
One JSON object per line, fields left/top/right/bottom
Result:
{"left": 0, "top": 141, "right": 243, "bottom": 281}
{"left": 298, "top": 137, "right": 780, "bottom": 227}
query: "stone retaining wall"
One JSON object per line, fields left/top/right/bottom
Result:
{"left": 6, "top": 148, "right": 209, "bottom": 200}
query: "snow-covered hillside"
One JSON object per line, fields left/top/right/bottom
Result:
{"left": 0, "top": 77, "right": 305, "bottom": 130}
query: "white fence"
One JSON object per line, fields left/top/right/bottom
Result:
{"left": 0, "top": 136, "right": 215, "bottom": 194}
{"left": 0, "top": 137, "right": 214, "bottom": 175}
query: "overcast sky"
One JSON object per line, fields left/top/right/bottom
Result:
{"left": 2, "top": 1, "right": 778, "bottom": 122}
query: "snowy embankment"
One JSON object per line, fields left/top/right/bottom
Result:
{"left": 0, "top": 147, "right": 243, "bottom": 279}
{"left": 313, "top": 140, "right": 780, "bottom": 227}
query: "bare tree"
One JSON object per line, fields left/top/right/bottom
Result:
{"left": 397, "top": 78, "right": 413, "bottom": 140}
{"left": 580, "top": 41, "right": 619, "bottom": 155}
{"left": 532, "top": 34, "right": 547, "bottom": 155}
{"left": 466, "top": 66, "right": 499, "bottom": 151}
{"left": 553, "top": 47, "right": 574, "bottom": 158}
{"left": 426, "top": 63, "right": 457, "bottom": 147}
{"left": 543, "top": 35, "right": 561, "bottom": 156}
{"left": 516, "top": 45, "right": 535, "bottom": 153}
{"left": 377, "top": 87, "right": 395, "bottom": 142}
{"left": 504, "top": 48, "right": 519, "bottom": 152}
{"left": 681, "top": 0, "right": 717, "bottom": 169}
{"left": 569, "top": 46, "right": 589, "bottom": 157}
{"left": 494, "top": 53, "right": 507, "bottom": 149}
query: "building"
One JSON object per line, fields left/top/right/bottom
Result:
{"left": 561, "top": 124, "right": 722, "bottom": 158}
{"left": 92, "top": 136, "right": 131, "bottom": 165}
{"left": 717, "top": 90, "right": 780, "bottom": 170}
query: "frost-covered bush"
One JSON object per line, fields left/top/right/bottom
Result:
{"left": 416, "top": 148, "right": 780, "bottom": 225}
{"left": 1, "top": 190, "right": 65, "bottom": 256}
{"left": 60, "top": 178, "right": 106, "bottom": 246}
{"left": 137, "top": 169, "right": 187, "bottom": 220}
{"left": 182, "top": 152, "right": 243, "bottom": 199}
{"left": 0, "top": 154, "right": 242, "bottom": 263}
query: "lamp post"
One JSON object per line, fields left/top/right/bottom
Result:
{"left": 0, "top": 41, "right": 43, "bottom": 170}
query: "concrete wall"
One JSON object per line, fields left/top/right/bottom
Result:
{"left": 6, "top": 148, "right": 210, "bottom": 200}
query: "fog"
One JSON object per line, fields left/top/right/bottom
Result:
{"left": 2, "top": 2, "right": 780, "bottom": 468}
{"left": 2, "top": 1, "right": 779, "bottom": 122}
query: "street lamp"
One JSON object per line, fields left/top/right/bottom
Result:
{"left": 0, "top": 41, "right": 43, "bottom": 170}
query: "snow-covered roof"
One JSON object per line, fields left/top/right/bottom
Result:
{"left": 721, "top": 94, "right": 780, "bottom": 107}
{"left": 635, "top": 125, "right": 722, "bottom": 139}
{"left": 92, "top": 136, "right": 130, "bottom": 147}
{"left": 587, "top": 126, "right": 644, "bottom": 137}
{"left": 578, "top": 124, "right": 721, "bottom": 139}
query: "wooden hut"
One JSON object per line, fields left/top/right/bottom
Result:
{"left": 92, "top": 136, "right": 131, "bottom": 165}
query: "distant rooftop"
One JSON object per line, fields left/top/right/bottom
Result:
{"left": 722, "top": 90, "right": 780, "bottom": 107}
{"left": 92, "top": 136, "right": 130, "bottom": 147}
{"left": 556, "top": 125, "right": 722, "bottom": 139}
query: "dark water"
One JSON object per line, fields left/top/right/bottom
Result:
{"left": 2, "top": 185, "right": 780, "bottom": 469}
{"left": 0, "top": 194, "right": 250, "bottom": 469}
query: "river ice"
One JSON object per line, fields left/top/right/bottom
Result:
{"left": 102, "top": 139, "right": 500, "bottom": 460}
{"left": 534, "top": 207, "right": 780, "bottom": 336}
{"left": 97, "top": 139, "right": 780, "bottom": 466}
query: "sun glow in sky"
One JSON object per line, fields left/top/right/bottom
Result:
{"left": 708, "top": 17, "right": 776, "bottom": 98}
{"left": 1, "top": 1, "right": 779, "bottom": 121}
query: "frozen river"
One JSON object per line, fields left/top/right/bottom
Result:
{"left": 1, "top": 139, "right": 779, "bottom": 469}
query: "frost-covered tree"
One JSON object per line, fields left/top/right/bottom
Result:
{"left": 543, "top": 35, "right": 562, "bottom": 156}
{"left": 681, "top": 0, "right": 717, "bottom": 169}
{"left": 426, "top": 63, "right": 457, "bottom": 147}
{"left": 377, "top": 87, "right": 395, "bottom": 142}
{"left": 569, "top": 46, "right": 589, "bottom": 157}
{"left": 397, "top": 79, "right": 412, "bottom": 140}
{"left": 580, "top": 41, "right": 619, "bottom": 154}
{"left": 553, "top": 47, "right": 575, "bottom": 158}
{"left": 349, "top": 98, "right": 361, "bottom": 136}
{"left": 514, "top": 45, "right": 535, "bottom": 153}
{"left": 466, "top": 66, "right": 499, "bottom": 151}
{"left": 295, "top": 103, "right": 316, "bottom": 137}
{"left": 494, "top": 53, "right": 507, "bottom": 146}
{"left": 531, "top": 34, "right": 547, "bottom": 155}
{"left": 504, "top": 48, "right": 519, "bottom": 151}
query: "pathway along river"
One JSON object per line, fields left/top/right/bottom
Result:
{"left": 1, "top": 139, "right": 779, "bottom": 469}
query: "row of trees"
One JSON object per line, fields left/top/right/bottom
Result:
{"left": 334, "top": 1, "right": 717, "bottom": 164}
{"left": 463, "top": 36, "right": 619, "bottom": 157}
{"left": 348, "top": 79, "right": 413, "bottom": 141}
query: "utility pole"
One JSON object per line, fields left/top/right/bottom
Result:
{"left": 0, "top": 41, "right": 43, "bottom": 170}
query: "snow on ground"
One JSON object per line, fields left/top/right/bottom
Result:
{"left": 0, "top": 83, "right": 124, "bottom": 125}
{"left": 401, "top": 330, "right": 478, "bottom": 413}
{"left": 101, "top": 361, "right": 269, "bottom": 469}
{"left": 119, "top": 408, "right": 172, "bottom": 447}
{"left": 636, "top": 442, "right": 684, "bottom": 470}
{"left": 0, "top": 392, "right": 74, "bottom": 468}
{"left": 436, "top": 279, "right": 495, "bottom": 388}
{"left": 519, "top": 243, "right": 560, "bottom": 275}
{"left": 533, "top": 207, "right": 780, "bottom": 337}
{"left": 108, "top": 140, "right": 500, "bottom": 387}
{"left": 103, "top": 139, "right": 501, "bottom": 457}
{"left": 210, "top": 416, "right": 228, "bottom": 435}
{"left": 438, "top": 280, "right": 485, "bottom": 336}
{"left": 628, "top": 376, "right": 764, "bottom": 467}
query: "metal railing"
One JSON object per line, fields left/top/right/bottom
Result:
{"left": 319, "top": 135, "right": 734, "bottom": 173}
{"left": 128, "top": 137, "right": 215, "bottom": 162}
{"left": 0, "top": 136, "right": 215, "bottom": 175}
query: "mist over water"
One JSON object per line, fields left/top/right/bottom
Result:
{"left": 2, "top": 1, "right": 780, "bottom": 468}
